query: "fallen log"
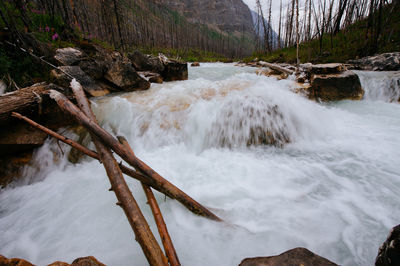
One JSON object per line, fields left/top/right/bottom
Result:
{"left": 258, "top": 61, "right": 294, "bottom": 75}
{"left": 0, "top": 83, "right": 59, "bottom": 125}
{"left": 49, "top": 89, "right": 221, "bottom": 221}
{"left": 70, "top": 80, "right": 168, "bottom": 266}
{"left": 118, "top": 136, "right": 181, "bottom": 266}
{"left": 11, "top": 112, "right": 216, "bottom": 220}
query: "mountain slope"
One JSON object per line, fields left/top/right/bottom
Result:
{"left": 161, "top": 0, "right": 255, "bottom": 35}
{"left": 28, "top": 0, "right": 256, "bottom": 57}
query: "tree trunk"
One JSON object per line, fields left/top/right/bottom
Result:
{"left": 70, "top": 80, "right": 168, "bottom": 266}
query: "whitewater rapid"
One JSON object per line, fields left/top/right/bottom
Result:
{"left": 1, "top": 64, "right": 399, "bottom": 266}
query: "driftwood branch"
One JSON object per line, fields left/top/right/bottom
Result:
{"left": 70, "top": 80, "right": 168, "bottom": 266}
{"left": 118, "top": 136, "right": 181, "bottom": 266}
{"left": 258, "top": 61, "right": 294, "bottom": 75}
{"left": 49, "top": 88, "right": 221, "bottom": 222}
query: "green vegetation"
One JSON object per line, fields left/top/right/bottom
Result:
{"left": 251, "top": 2, "right": 400, "bottom": 64}
{"left": 139, "top": 47, "right": 234, "bottom": 63}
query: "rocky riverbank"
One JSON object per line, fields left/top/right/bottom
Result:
{"left": 0, "top": 43, "right": 188, "bottom": 188}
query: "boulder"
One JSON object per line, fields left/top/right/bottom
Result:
{"left": 71, "top": 256, "right": 105, "bottom": 266}
{"left": 308, "top": 70, "right": 364, "bottom": 101}
{"left": 0, "top": 254, "right": 34, "bottom": 266}
{"left": 348, "top": 52, "right": 400, "bottom": 71}
{"left": 54, "top": 47, "right": 84, "bottom": 66}
{"left": 191, "top": 62, "right": 200, "bottom": 67}
{"left": 50, "top": 66, "right": 109, "bottom": 97}
{"left": 48, "top": 262, "right": 70, "bottom": 266}
{"left": 104, "top": 59, "right": 150, "bottom": 91}
{"left": 159, "top": 54, "right": 188, "bottom": 81}
{"left": 376, "top": 224, "right": 400, "bottom": 266}
{"left": 127, "top": 50, "right": 165, "bottom": 73}
{"left": 0, "top": 255, "right": 105, "bottom": 266}
{"left": 79, "top": 59, "right": 107, "bottom": 80}
{"left": 239, "top": 247, "right": 338, "bottom": 266}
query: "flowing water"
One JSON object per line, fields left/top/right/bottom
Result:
{"left": 1, "top": 64, "right": 400, "bottom": 266}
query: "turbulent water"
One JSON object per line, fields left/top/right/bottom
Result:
{"left": 1, "top": 64, "right": 400, "bottom": 266}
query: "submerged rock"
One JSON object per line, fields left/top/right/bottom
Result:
{"left": 239, "top": 247, "right": 338, "bottom": 266}
{"left": 308, "top": 70, "right": 364, "bottom": 101}
{"left": 209, "top": 99, "right": 290, "bottom": 148}
{"left": 348, "top": 52, "right": 400, "bottom": 71}
{"left": 191, "top": 62, "right": 200, "bottom": 67}
{"left": 376, "top": 224, "right": 400, "bottom": 266}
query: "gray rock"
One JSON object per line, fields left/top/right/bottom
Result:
{"left": 348, "top": 52, "right": 400, "bottom": 71}
{"left": 50, "top": 66, "right": 109, "bottom": 97}
{"left": 239, "top": 247, "right": 338, "bottom": 266}
{"left": 105, "top": 60, "right": 150, "bottom": 91}
{"left": 54, "top": 47, "right": 84, "bottom": 66}
{"left": 79, "top": 59, "right": 107, "bottom": 80}
{"left": 128, "top": 50, "right": 165, "bottom": 73}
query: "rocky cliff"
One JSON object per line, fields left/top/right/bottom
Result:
{"left": 161, "top": 0, "right": 255, "bottom": 36}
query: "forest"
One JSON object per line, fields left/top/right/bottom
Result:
{"left": 254, "top": 0, "right": 400, "bottom": 62}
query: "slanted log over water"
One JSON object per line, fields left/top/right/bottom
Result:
{"left": 119, "top": 136, "right": 181, "bottom": 266}
{"left": 49, "top": 89, "right": 221, "bottom": 221}
{"left": 70, "top": 80, "right": 168, "bottom": 266}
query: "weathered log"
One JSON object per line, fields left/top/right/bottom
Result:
{"left": 258, "top": 61, "right": 294, "bottom": 75}
{"left": 70, "top": 80, "right": 168, "bottom": 266}
{"left": 0, "top": 83, "right": 61, "bottom": 125}
{"left": 118, "top": 136, "right": 181, "bottom": 266}
{"left": 11, "top": 111, "right": 215, "bottom": 221}
{"left": 49, "top": 88, "right": 221, "bottom": 221}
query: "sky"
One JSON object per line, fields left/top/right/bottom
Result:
{"left": 242, "top": 0, "right": 306, "bottom": 30}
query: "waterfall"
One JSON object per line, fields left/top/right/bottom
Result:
{"left": 356, "top": 70, "right": 400, "bottom": 102}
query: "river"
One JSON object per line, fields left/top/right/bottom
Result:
{"left": 1, "top": 64, "right": 399, "bottom": 265}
